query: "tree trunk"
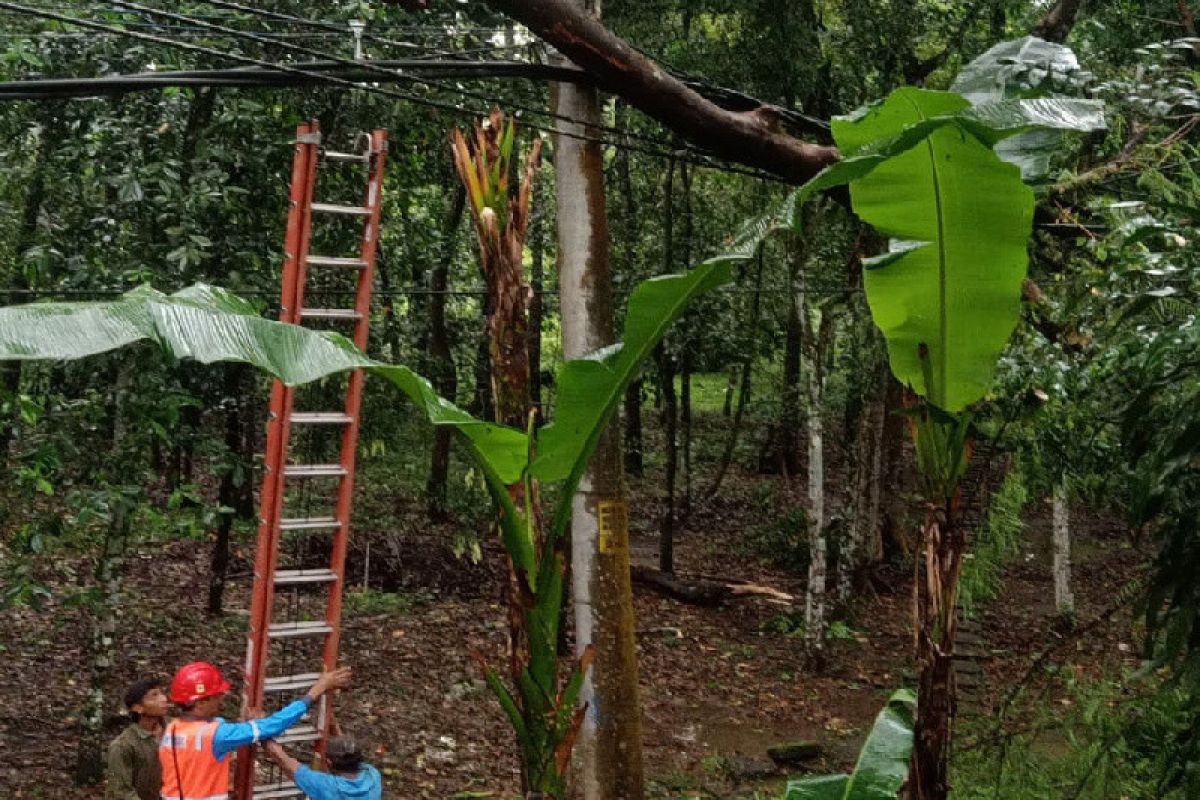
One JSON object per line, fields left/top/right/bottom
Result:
{"left": 623, "top": 379, "right": 644, "bottom": 477}
{"left": 1053, "top": 481, "right": 1074, "bottom": 616}
{"left": 722, "top": 366, "right": 736, "bottom": 417}
{"left": 657, "top": 345, "right": 678, "bottom": 576}
{"left": 678, "top": 161, "right": 694, "bottom": 519}
{"left": 801, "top": 285, "right": 834, "bottom": 662}
{"left": 657, "top": 154, "right": 679, "bottom": 575}
{"left": 864, "top": 361, "right": 889, "bottom": 563}
{"left": 471, "top": 297, "right": 496, "bottom": 420}
{"left": 838, "top": 322, "right": 883, "bottom": 606}
{"left": 617, "top": 103, "right": 645, "bottom": 480}
{"left": 766, "top": 238, "right": 804, "bottom": 475}
{"left": 553, "top": 35, "right": 647, "bottom": 797}
{"left": 208, "top": 364, "right": 251, "bottom": 616}
{"left": 708, "top": 249, "right": 766, "bottom": 498}
{"left": 74, "top": 363, "right": 135, "bottom": 785}
{"left": 427, "top": 185, "right": 467, "bottom": 522}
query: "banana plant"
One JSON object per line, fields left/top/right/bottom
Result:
{"left": 784, "top": 689, "right": 917, "bottom": 800}
{"left": 742, "top": 55, "right": 1104, "bottom": 800}
{"left": 0, "top": 204, "right": 779, "bottom": 798}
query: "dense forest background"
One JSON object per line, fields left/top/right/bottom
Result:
{"left": 3, "top": 1, "right": 1200, "bottom": 798}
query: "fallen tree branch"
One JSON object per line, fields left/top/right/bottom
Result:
{"left": 485, "top": 0, "right": 838, "bottom": 184}
{"left": 631, "top": 565, "right": 794, "bottom": 606}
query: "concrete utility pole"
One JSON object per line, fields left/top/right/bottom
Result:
{"left": 551, "top": 1, "right": 646, "bottom": 797}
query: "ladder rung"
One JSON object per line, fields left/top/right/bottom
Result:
{"left": 279, "top": 516, "right": 342, "bottom": 531}
{"left": 268, "top": 621, "right": 334, "bottom": 639}
{"left": 283, "top": 464, "right": 348, "bottom": 479}
{"left": 299, "top": 308, "right": 363, "bottom": 322}
{"left": 274, "top": 568, "right": 339, "bottom": 586}
{"left": 323, "top": 149, "right": 369, "bottom": 163}
{"left": 310, "top": 202, "right": 371, "bottom": 216}
{"left": 306, "top": 255, "right": 368, "bottom": 269}
{"left": 263, "top": 672, "right": 322, "bottom": 693}
{"left": 275, "top": 723, "right": 322, "bottom": 745}
{"left": 254, "top": 780, "right": 305, "bottom": 800}
{"left": 291, "top": 412, "right": 353, "bottom": 425}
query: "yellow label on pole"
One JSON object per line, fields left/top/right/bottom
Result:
{"left": 597, "top": 499, "right": 629, "bottom": 555}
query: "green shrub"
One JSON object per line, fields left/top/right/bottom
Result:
{"left": 959, "top": 466, "right": 1028, "bottom": 618}
{"left": 952, "top": 674, "right": 1198, "bottom": 799}
{"left": 743, "top": 508, "right": 810, "bottom": 573}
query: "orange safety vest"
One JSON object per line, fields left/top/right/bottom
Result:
{"left": 159, "top": 718, "right": 230, "bottom": 800}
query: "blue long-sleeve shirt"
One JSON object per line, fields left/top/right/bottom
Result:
{"left": 197, "top": 697, "right": 313, "bottom": 761}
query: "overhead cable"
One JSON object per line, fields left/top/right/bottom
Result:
{"left": 113, "top": 0, "right": 688, "bottom": 156}
{"left": 0, "top": 1, "right": 786, "bottom": 181}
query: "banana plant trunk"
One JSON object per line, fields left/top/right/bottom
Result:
{"left": 909, "top": 494, "right": 965, "bottom": 800}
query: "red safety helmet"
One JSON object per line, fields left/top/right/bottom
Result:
{"left": 170, "top": 661, "right": 232, "bottom": 705}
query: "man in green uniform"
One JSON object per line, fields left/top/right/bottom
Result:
{"left": 106, "top": 678, "right": 169, "bottom": 800}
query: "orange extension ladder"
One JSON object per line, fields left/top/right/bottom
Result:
{"left": 234, "top": 121, "right": 387, "bottom": 800}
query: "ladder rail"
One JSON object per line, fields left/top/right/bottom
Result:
{"left": 320, "top": 128, "right": 388, "bottom": 737}
{"left": 235, "top": 121, "right": 320, "bottom": 800}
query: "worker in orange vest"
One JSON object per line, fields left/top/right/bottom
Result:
{"left": 160, "top": 661, "right": 351, "bottom": 800}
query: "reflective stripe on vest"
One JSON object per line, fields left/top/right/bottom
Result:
{"left": 159, "top": 719, "right": 230, "bottom": 800}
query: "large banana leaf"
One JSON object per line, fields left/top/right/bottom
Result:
{"left": 0, "top": 283, "right": 531, "bottom": 485}
{"left": 784, "top": 689, "right": 916, "bottom": 800}
{"left": 832, "top": 88, "right": 1036, "bottom": 412}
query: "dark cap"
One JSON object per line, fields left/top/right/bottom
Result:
{"left": 326, "top": 736, "right": 363, "bottom": 772}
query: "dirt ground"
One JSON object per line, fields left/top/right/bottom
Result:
{"left": 0, "top": 449, "right": 1145, "bottom": 799}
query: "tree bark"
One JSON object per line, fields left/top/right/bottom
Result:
{"left": 208, "top": 364, "right": 251, "bottom": 616}
{"left": 657, "top": 344, "right": 678, "bottom": 576}
{"left": 553, "top": 28, "right": 647, "bottom": 796}
{"left": 616, "top": 102, "right": 645, "bottom": 479}
{"left": 801, "top": 277, "right": 834, "bottom": 662}
{"left": 427, "top": 185, "right": 467, "bottom": 522}
{"left": 485, "top": 0, "right": 838, "bottom": 184}
{"left": 74, "top": 362, "right": 135, "bottom": 785}
{"left": 766, "top": 237, "right": 804, "bottom": 475}
{"left": 1032, "top": 0, "right": 1085, "bottom": 43}
{"left": 657, "top": 155, "right": 679, "bottom": 575}
{"left": 1052, "top": 481, "right": 1074, "bottom": 616}
{"left": 678, "top": 160, "right": 694, "bottom": 519}
{"left": 623, "top": 380, "right": 644, "bottom": 477}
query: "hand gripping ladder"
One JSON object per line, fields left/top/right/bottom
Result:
{"left": 234, "top": 121, "right": 387, "bottom": 800}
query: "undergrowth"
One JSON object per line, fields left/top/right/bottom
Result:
{"left": 959, "top": 466, "right": 1028, "bottom": 619}
{"left": 952, "top": 671, "right": 1199, "bottom": 799}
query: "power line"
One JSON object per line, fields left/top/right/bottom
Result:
{"left": 118, "top": 0, "right": 689, "bottom": 156}
{"left": 0, "top": 1, "right": 785, "bottom": 182}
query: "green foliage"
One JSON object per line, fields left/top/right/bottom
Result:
{"left": 953, "top": 675, "right": 1198, "bottom": 799}
{"left": 0, "top": 216, "right": 775, "bottom": 800}
{"left": 835, "top": 87, "right": 1034, "bottom": 413}
{"left": 784, "top": 689, "right": 917, "bottom": 800}
{"left": 744, "top": 508, "right": 810, "bottom": 574}
{"left": 958, "top": 466, "right": 1029, "bottom": 619}
{"left": 343, "top": 587, "right": 429, "bottom": 617}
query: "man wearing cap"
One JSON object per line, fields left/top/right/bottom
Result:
{"left": 160, "top": 661, "right": 352, "bottom": 800}
{"left": 261, "top": 735, "right": 382, "bottom": 800}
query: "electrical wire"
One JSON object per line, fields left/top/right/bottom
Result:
{"left": 0, "top": 1, "right": 786, "bottom": 181}
{"left": 114, "top": 0, "right": 692, "bottom": 157}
